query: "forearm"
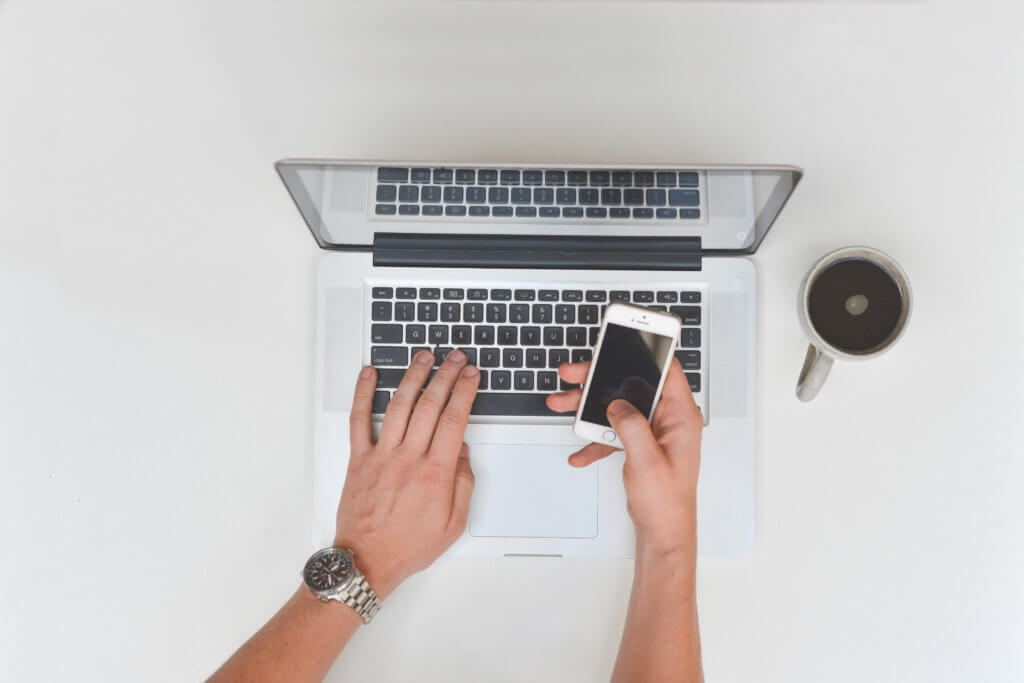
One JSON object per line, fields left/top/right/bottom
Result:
{"left": 612, "top": 542, "right": 703, "bottom": 683}
{"left": 208, "top": 586, "right": 363, "bottom": 683}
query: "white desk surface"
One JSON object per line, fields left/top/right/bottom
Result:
{"left": 2, "top": 1, "right": 1022, "bottom": 681}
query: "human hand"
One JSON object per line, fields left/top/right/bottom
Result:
{"left": 545, "top": 359, "right": 702, "bottom": 557}
{"left": 334, "top": 349, "right": 479, "bottom": 598}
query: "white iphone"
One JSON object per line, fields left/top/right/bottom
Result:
{"left": 573, "top": 303, "right": 681, "bottom": 448}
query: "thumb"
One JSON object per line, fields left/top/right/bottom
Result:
{"left": 606, "top": 399, "right": 665, "bottom": 467}
{"left": 447, "top": 443, "right": 475, "bottom": 539}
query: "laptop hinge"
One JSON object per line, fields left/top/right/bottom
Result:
{"left": 372, "top": 233, "right": 702, "bottom": 270}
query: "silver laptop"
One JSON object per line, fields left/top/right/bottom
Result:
{"left": 277, "top": 160, "right": 801, "bottom": 558}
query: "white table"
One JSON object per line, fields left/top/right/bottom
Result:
{"left": 2, "top": 1, "right": 1022, "bottom": 681}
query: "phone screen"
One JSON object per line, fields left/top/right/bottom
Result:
{"left": 580, "top": 323, "right": 675, "bottom": 427}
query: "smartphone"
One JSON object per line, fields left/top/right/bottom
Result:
{"left": 573, "top": 303, "right": 681, "bottom": 448}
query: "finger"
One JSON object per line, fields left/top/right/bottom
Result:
{"left": 348, "top": 366, "right": 378, "bottom": 454}
{"left": 545, "top": 388, "right": 583, "bottom": 414}
{"left": 447, "top": 444, "right": 475, "bottom": 538}
{"left": 606, "top": 399, "right": 666, "bottom": 467}
{"left": 659, "top": 357, "right": 698, "bottom": 411}
{"left": 568, "top": 442, "right": 618, "bottom": 468}
{"left": 379, "top": 349, "right": 434, "bottom": 447}
{"left": 403, "top": 349, "right": 469, "bottom": 452}
{"left": 557, "top": 361, "right": 591, "bottom": 384}
{"left": 428, "top": 363, "right": 481, "bottom": 465}
{"left": 652, "top": 359, "right": 703, "bottom": 434}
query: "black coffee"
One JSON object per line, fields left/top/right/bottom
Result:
{"left": 808, "top": 258, "right": 903, "bottom": 354}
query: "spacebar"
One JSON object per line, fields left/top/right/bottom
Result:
{"left": 470, "top": 393, "right": 560, "bottom": 416}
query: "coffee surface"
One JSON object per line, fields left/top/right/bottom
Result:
{"left": 808, "top": 258, "right": 903, "bottom": 353}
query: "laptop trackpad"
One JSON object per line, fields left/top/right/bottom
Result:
{"left": 468, "top": 443, "right": 598, "bottom": 539}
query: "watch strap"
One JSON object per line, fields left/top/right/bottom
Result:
{"left": 339, "top": 572, "right": 382, "bottom": 624}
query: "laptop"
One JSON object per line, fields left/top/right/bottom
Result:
{"left": 277, "top": 160, "right": 801, "bottom": 558}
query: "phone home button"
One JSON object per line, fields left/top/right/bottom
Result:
{"left": 602, "top": 430, "right": 616, "bottom": 442}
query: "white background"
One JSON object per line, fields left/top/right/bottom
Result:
{"left": 2, "top": 1, "right": 1022, "bottom": 681}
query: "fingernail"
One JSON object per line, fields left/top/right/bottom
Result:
{"left": 416, "top": 350, "right": 433, "bottom": 364}
{"left": 448, "top": 349, "right": 465, "bottom": 363}
{"left": 608, "top": 399, "right": 630, "bottom": 416}
{"left": 360, "top": 367, "right": 372, "bottom": 379}
{"left": 462, "top": 365, "right": 478, "bottom": 377}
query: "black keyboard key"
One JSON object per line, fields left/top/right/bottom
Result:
{"left": 429, "top": 325, "right": 449, "bottom": 344}
{"left": 548, "top": 348, "right": 569, "bottom": 368}
{"left": 417, "top": 302, "right": 438, "bottom": 321}
{"left": 656, "top": 171, "right": 677, "bottom": 187}
{"left": 686, "top": 372, "right": 701, "bottom": 393}
{"left": 376, "top": 204, "right": 397, "bottom": 215}
{"left": 499, "top": 169, "right": 520, "bottom": 185}
{"left": 539, "top": 290, "right": 559, "bottom": 301}
{"left": 537, "top": 371, "right": 558, "bottom": 391}
{"left": 590, "top": 171, "right": 610, "bottom": 186}
{"left": 493, "top": 206, "right": 514, "bottom": 217}
{"left": 480, "top": 347, "right": 500, "bottom": 367}
{"left": 657, "top": 291, "right": 678, "bottom": 303}
{"left": 523, "top": 170, "right": 543, "bottom": 185}
{"left": 649, "top": 305, "right": 668, "bottom": 312}
{"left": 520, "top": 327, "right": 541, "bottom": 346}
{"left": 670, "top": 305, "right": 701, "bottom": 325}
{"left": 680, "top": 291, "right": 701, "bottom": 303}
{"left": 411, "top": 168, "right": 432, "bottom": 183}
{"left": 491, "top": 371, "right": 512, "bottom": 390}
{"left": 419, "top": 288, "right": 440, "bottom": 299}
{"left": 571, "top": 349, "right": 592, "bottom": 363}
{"left": 562, "top": 290, "right": 583, "bottom": 302}
{"left": 376, "top": 185, "right": 397, "bottom": 201}
{"left": 441, "top": 302, "right": 460, "bottom": 321}
{"left": 464, "top": 303, "right": 484, "bottom": 322}
{"left": 459, "top": 347, "right": 477, "bottom": 367}
{"left": 633, "top": 208, "right": 653, "bottom": 219}
{"left": 469, "top": 206, "right": 490, "bottom": 217}
{"left": 443, "top": 186, "right": 463, "bottom": 203}
{"left": 375, "top": 368, "right": 406, "bottom": 389}
{"left": 525, "top": 348, "right": 545, "bottom": 368}
{"left": 555, "top": 304, "right": 575, "bottom": 324}
{"left": 532, "top": 304, "right": 553, "bottom": 323}
{"left": 585, "top": 290, "right": 607, "bottom": 302}
{"left": 443, "top": 288, "right": 464, "bottom": 300}
{"left": 674, "top": 350, "right": 701, "bottom": 370}
{"left": 560, "top": 379, "right": 578, "bottom": 391}
{"left": 378, "top": 167, "right": 408, "bottom": 182}
{"left": 633, "top": 291, "right": 654, "bottom": 303}
{"left": 422, "top": 186, "right": 442, "bottom": 203}
{"left": 372, "top": 286, "right": 393, "bottom": 299}
{"left": 405, "top": 325, "right": 426, "bottom": 344}
{"left": 543, "top": 326, "right": 564, "bottom": 346}
{"left": 371, "top": 301, "right": 392, "bottom": 320}
{"left": 514, "top": 289, "right": 536, "bottom": 301}
{"left": 540, "top": 206, "right": 560, "bottom": 217}
{"left": 488, "top": 187, "right": 509, "bottom": 203}
{"left": 452, "top": 325, "right": 472, "bottom": 345}
{"left": 455, "top": 169, "right": 476, "bottom": 184}
{"left": 397, "top": 287, "right": 416, "bottom": 299}
{"left": 579, "top": 305, "right": 599, "bottom": 324}
{"left": 399, "top": 205, "right": 420, "bottom": 216}
{"left": 624, "top": 189, "right": 643, "bottom": 205}
{"left": 680, "top": 328, "right": 701, "bottom": 348}
{"left": 589, "top": 327, "right": 600, "bottom": 346}
{"left": 433, "top": 168, "right": 453, "bottom": 184}
{"left": 635, "top": 171, "right": 654, "bottom": 187}
{"left": 610, "top": 207, "right": 630, "bottom": 218}
{"left": 668, "top": 189, "right": 699, "bottom": 206}
{"left": 579, "top": 189, "right": 598, "bottom": 205}
{"left": 516, "top": 206, "right": 537, "bottom": 217}
{"left": 399, "top": 185, "right": 419, "bottom": 202}
{"left": 545, "top": 170, "right": 565, "bottom": 185}
{"left": 466, "top": 187, "right": 486, "bottom": 204}
{"left": 486, "top": 303, "right": 506, "bottom": 323}
{"left": 679, "top": 209, "right": 701, "bottom": 219}
{"left": 562, "top": 207, "right": 584, "bottom": 217}
{"left": 567, "top": 170, "right": 588, "bottom": 186}
{"left": 497, "top": 326, "right": 517, "bottom": 345}
{"left": 434, "top": 347, "right": 454, "bottom": 365}
{"left": 534, "top": 188, "right": 554, "bottom": 204}
{"left": 468, "top": 288, "right": 488, "bottom": 300}
{"left": 556, "top": 188, "right": 577, "bottom": 205}
{"left": 510, "top": 188, "right": 531, "bottom": 204}
{"left": 646, "top": 189, "right": 667, "bottom": 206}
{"left": 411, "top": 346, "right": 431, "bottom": 359}
{"left": 395, "top": 302, "right": 414, "bottom": 321}
{"left": 372, "top": 390, "right": 390, "bottom": 413}
{"left": 601, "top": 188, "right": 622, "bottom": 205}
{"left": 612, "top": 171, "right": 632, "bottom": 187}
{"left": 491, "top": 289, "right": 512, "bottom": 301}
{"left": 478, "top": 370, "right": 489, "bottom": 390}
{"left": 514, "top": 371, "right": 534, "bottom": 391}
{"left": 679, "top": 172, "right": 699, "bottom": 187}
{"left": 470, "top": 392, "right": 561, "bottom": 415}
{"left": 509, "top": 304, "right": 529, "bottom": 323}
{"left": 586, "top": 207, "right": 607, "bottom": 218}
{"left": 371, "top": 346, "right": 408, "bottom": 366}
{"left": 422, "top": 205, "right": 443, "bottom": 216}
{"left": 656, "top": 208, "right": 677, "bottom": 219}
{"left": 478, "top": 169, "right": 498, "bottom": 184}
{"left": 503, "top": 348, "right": 524, "bottom": 368}
{"left": 371, "top": 324, "right": 402, "bottom": 343}
{"left": 566, "top": 327, "right": 587, "bottom": 346}
{"left": 610, "top": 290, "right": 630, "bottom": 302}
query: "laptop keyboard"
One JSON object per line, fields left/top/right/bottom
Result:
{"left": 372, "top": 167, "right": 703, "bottom": 221}
{"left": 368, "top": 284, "right": 704, "bottom": 416}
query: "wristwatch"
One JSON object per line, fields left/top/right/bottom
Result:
{"left": 301, "top": 547, "right": 382, "bottom": 624}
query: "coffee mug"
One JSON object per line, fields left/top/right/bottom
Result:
{"left": 796, "top": 246, "right": 912, "bottom": 401}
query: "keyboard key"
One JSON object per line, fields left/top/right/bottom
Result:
{"left": 612, "top": 171, "right": 632, "bottom": 187}
{"left": 459, "top": 347, "right": 477, "bottom": 366}
{"left": 488, "top": 187, "right": 509, "bottom": 203}
{"left": 656, "top": 171, "right": 677, "bottom": 187}
{"left": 399, "top": 185, "right": 419, "bottom": 202}
{"left": 539, "top": 290, "right": 559, "bottom": 301}
{"left": 572, "top": 349, "right": 592, "bottom": 363}
{"left": 433, "top": 168, "right": 453, "bottom": 184}
{"left": 378, "top": 167, "right": 408, "bottom": 182}
{"left": 646, "top": 189, "right": 667, "bottom": 206}
{"left": 455, "top": 169, "right": 476, "bottom": 184}
{"left": 540, "top": 206, "right": 560, "bottom": 217}
{"left": 657, "top": 291, "right": 678, "bottom": 303}
{"left": 670, "top": 305, "right": 701, "bottom": 325}
{"left": 422, "top": 205, "right": 443, "bottom": 216}
{"left": 464, "top": 303, "right": 484, "bottom": 322}
{"left": 556, "top": 188, "right": 577, "bottom": 205}
{"left": 601, "top": 188, "right": 622, "bottom": 205}
{"left": 452, "top": 325, "right": 471, "bottom": 345}
{"left": 480, "top": 347, "right": 500, "bottom": 367}
{"left": 397, "top": 287, "right": 416, "bottom": 299}
{"left": 371, "top": 346, "right": 408, "bottom": 366}
{"left": 491, "top": 371, "right": 512, "bottom": 390}
{"left": 503, "top": 348, "right": 524, "bottom": 368}
{"left": 395, "top": 302, "right": 414, "bottom": 321}
{"left": 516, "top": 207, "right": 537, "bottom": 217}
{"left": 586, "top": 207, "right": 607, "bottom": 218}
{"left": 610, "top": 290, "right": 630, "bottom": 302}
{"left": 467, "top": 288, "right": 488, "bottom": 300}
{"left": 441, "top": 302, "right": 460, "bottom": 321}
{"left": 590, "top": 171, "right": 610, "bottom": 186}
{"left": 375, "top": 368, "right": 406, "bottom": 389}
{"left": 411, "top": 168, "right": 432, "bottom": 183}
{"left": 679, "top": 209, "right": 701, "bottom": 219}
{"left": 434, "top": 347, "right": 454, "bottom": 365}
{"left": 686, "top": 372, "right": 701, "bottom": 393}
{"left": 635, "top": 171, "right": 654, "bottom": 187}
{"left": 478, "top": 370, "right": 489, "bottom": 390}
{"left": 469, "top": 206, "right": 490, "bottom": 217}
{"left": 470, "top": 392, "right": 559, "bottom": 415}
{"left": 443, "top": 288, "right": 464, "bottom": 300}
{"left": 509, "top": 304, "right": 529, "bottom": 323}
{"left": 429, "top": 325, "right": 449, "bottom": 344}
{"left": 668, "top": 189, "right": 699, "bottom": 206}
{"left": 589, "top": 327, "right": 600, "bottom": 346}
{"left": 562, "top": 207, "right": 584, "bottom": 217}
{"left": 624, "top": 189, "right": 643, "bottom": 205}
{"left": 445, "top": 205, "right": 467, "bottom": 216}
{"left": 399, "top": 205, "right": 420, "bottom": 216}
{"left": 372, "top": 286, "right": 393, "bottom": 299}
{"left": 532, "top": 304, "right": 553, "bottom": 323}
{"left": 486, "top": 303, "right": 506, "bottom": 323}
{"left": 493, "top": 206, "right": 514, "bottom": 217}
{"left": 545, "top": 170, "right": 565, "bottom": 185}
{"left": 657, "top": 208, "right": 677, "bottom": 219}
{"left": 376, "top": 204, "right": 397, "bottom": 215}
{"left": 543, "top": 327, "right": 564, "bottom": 346}
{"left": 465, "top": 187, "right": 486, "bottom": 203}
{"left": 478, "top": 169, "right": 498, "bottom": 184}
{"left": 579, "top": 189, "right": 598, "bottom": 205}
{"left": 649, "top": 305, "right": 668, "bottom": 312}
{"left": 372, "top": 390, "right": 390, "bottom": 413}
{"left": 633, "top": 291, "right": 654, "bottom": 303}
{"left": 567, "top": 170, "right": 588, "bottom": 186}
{"left": 419, "top": 288, "right": 440, "bottom": 299}
{"left": 371, "top": 324, "right": 402, "bottom": 343}
{"left": 579, "top": 305, "right": 599, "bottom": 324}
{"left": 586, "top": 290, "right": 607, "bottom": 302}
{"left": 679, "top": 172, "right": 699, "bottom": 187}
{"left": 674, "top": 350, "right": 700, "bottom": 370}
{"left": 562, "top": 290, "right": 583, "bottom": 302}
{"left": 443, "top": 186, "right": 463, "bottom": 203}
{"left": 499, "top": 169, "right": 520, "bottom": 185}
{"left": 422, "top": 186, "right": 442, "bottom": 203}
{"left": 610, "top": 207, "right": 630, "bottom": 218}
{"left": 567, "top": 327, "right": 587, "bottom": 346}
{"left": 512, "top": 289, "right": 535, "bottom": 302}
{"left": 680, "top": 328, "right": 700, "bottom": 348}
{"left": 514, "top": 371, "right": 534, "bottom": 391}
{"left": 555, "top": 304, "right": 575, "bottom": 324}
{"left": 417, "top": 302, "right": 438, "bottom": 321}
{"left": 411, "top": 346, "right": 431, "bottom": 358}
{"left": 534, "top": 188, "right": 554, "bottom": 204}
{"left": 680, "top": 291, "right": 701, "bottom": 303}
{"left": 491, "top": 289, "right": 512, "bottom": 301}
{"left": 498, "top": 326, "right": 517, "bottom": 345}
{"left": 632, "top": 208, "right": 653, "bottom": 218}
{"left": 371, "top": 301, "right": 392, "bottom": 320}
{"left": 537, "top": 371, "right": 558, "bottom": 391}
{"left": 377, "top": 185, "right": 397, "bottom": 201}
{"left": 510, "top": 188, "right": 531, "bottom": 204}
{"left": 548, "top": 348, "right": 569, "bottom": 368}
{"left": 520, "top": 327, "right": 541, "bottom": 346}
{"left": 405, "top": 325, "right": 426, "bottom": 344}
{"left": 523, "top": 170, "right": 543, "bottom": 185}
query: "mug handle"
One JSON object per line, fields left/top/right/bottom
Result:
{"left": 796, "top": 344, "right": 834, "bottom": 402}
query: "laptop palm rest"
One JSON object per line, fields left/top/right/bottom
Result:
{"left": 467, "top": 444, "right": 598, "bottom": 539}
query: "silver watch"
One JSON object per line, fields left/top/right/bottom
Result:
{"left": 302, "top": 547, "right": 382, "bottom": 624}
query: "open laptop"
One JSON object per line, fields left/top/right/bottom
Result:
{"left": 277, "top": 160, "right": 801, "bottom": 558}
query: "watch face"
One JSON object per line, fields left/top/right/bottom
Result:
{"left": 304, "top": 548, "right": 353, "bottom": 592}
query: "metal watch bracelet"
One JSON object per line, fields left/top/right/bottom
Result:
{"left": 337, "top": 573, "right": 382, "bottom": 624}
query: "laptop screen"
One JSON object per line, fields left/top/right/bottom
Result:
{"left": 276, "top": 160, "right": 800, "bottom": 254}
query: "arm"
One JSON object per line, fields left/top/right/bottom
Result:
{"left": 210, "top": 349, "right": 480, "bottom": 683}
{"left": 547, "top": 359, "right": 704, "bottom": 683}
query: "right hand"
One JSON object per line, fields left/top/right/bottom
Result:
{"left": 545, "top": 359, "right": 703, "bottom": 556}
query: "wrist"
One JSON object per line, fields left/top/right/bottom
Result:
{"left": 635, "top": 535, "right": 697, "bottom": 595}
{"left": 332, "top": 537, "right": 401, "bottom": 600}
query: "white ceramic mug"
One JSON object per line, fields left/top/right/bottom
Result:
{"left": 796, "top": 246, "right": 912, "bottom": 401}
